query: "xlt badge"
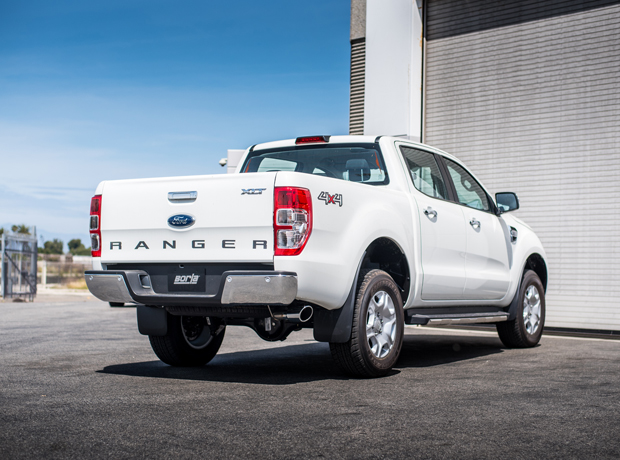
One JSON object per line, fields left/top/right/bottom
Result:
{"left": 241, "top": 188, "right": 266, "bottom": 195}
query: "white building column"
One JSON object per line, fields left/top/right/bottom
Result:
{"left": 363, "top": 0, "right": 424, "bottom": 141}
{"left": 225, "top": 149, "right": 245, "bottom": 174}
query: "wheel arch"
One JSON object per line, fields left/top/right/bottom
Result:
{"left": 313, "top": 236, "right": 411, "bottom": 344}
{"left": 524, "top": 252, "right": 548, "bottom": 293}
{"left": 360, "top": 237, "right": 411, "bottom": 304}
{"left": 506, "top": 252, "right": 548, "bottom": 321}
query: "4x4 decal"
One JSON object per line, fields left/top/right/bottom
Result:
{"left": 318, "top": 191, "right": 343, "bottom": 207}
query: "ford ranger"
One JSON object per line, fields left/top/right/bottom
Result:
{"left": 85, "top": 135, "right": 548, "bottom": 377}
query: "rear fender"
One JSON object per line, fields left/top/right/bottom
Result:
{"left": 313, "top": 252, "right": 365, "bottom": 343}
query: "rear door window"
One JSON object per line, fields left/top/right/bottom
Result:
{"left": 400, "top": 146, "right": 448, "bottom": 200}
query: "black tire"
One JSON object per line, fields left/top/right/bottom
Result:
{"left": 330, "top": 269, "right": 404, "bottom": 378}
{"left": 109, "top": 302, "right": 125, "bottom": 307}
{"left": 497, "top": 270, "right": 545, "bottom": 348}
{"left": 149, "top": 314, "right": 226, "bottom": 367}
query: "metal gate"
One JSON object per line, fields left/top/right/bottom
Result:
{"left": 1, "top": 233, "right": 38, "bottom": 301}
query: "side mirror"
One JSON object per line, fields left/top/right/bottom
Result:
{"left": 495, "top": 192, "right": 519, "bottom": 214}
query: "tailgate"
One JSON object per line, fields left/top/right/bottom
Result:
{"left": 99, "top": 172, "right": 276, "bottom": 263}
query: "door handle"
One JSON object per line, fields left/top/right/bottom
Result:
{"left": 168, "top": 191, "right": 197, "bottom": 203}
{"left": 424, "top": 207, "right": 437, "bottom": 219}
{"left": 470, "top": 218, "right": 481, "bottom": 229}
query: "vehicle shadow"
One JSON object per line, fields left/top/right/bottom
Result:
{"left": 98, "top": 332, "right": 505, "bottom": 384}
{"left": 98, "top": 342, "right": 341, "bottom": 385}
{"left": 396, "top": 332, "right": 505, "bottom": 369}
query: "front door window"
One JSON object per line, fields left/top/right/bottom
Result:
{"left": 444, "top": 159, "right": 490, "bottom": 212}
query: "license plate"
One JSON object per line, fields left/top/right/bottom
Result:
{"left": 168, "top": 270, "right": 206, "bottom": 292}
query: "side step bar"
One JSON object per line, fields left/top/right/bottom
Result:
{"left": 406, "top": 311, "right": 509, "bottom": 326}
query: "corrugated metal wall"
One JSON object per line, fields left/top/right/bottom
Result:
{"left": 424, "top": 0, "right": 620, "bottom": 331}
{"left": 349, "top": 38, "right": 366, "bottom": 134}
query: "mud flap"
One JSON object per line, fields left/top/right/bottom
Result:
{"left": 506, "top": 275, "right": 523, "bottom": 321}
{"left": 313, "top": 254, "right": 365, "bottom": 343}
{"left": 137, "top": 305, "right": 168, "bottom": 336}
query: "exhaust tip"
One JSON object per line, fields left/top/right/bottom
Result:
{"left": 299, "top": 305, "right": 313, "bottom": 323}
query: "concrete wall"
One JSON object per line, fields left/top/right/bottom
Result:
{"left": 363, "top": 0, "right": 423, "bottom": 140}
{"left": 226, "top": 149, "right": 245, "bottom": 174}
{"left": 350, "top": 0, "right": 366, "bottom": 41}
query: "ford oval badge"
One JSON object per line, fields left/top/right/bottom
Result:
{"left": 168, "top": 214, "right": 195, "bottom": 229}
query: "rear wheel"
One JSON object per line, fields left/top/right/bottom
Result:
{"left": 149, "top": 315, "right": 226, "bottom": 366}
{"left": 330, "top": 269, "right": 404, "bottom": 378}
{"left": 497, "top": 270, "right": 545, "bottom": 348}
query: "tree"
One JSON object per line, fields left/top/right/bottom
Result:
{"left": 67, "top": 239, "right": 81, "bottom": 253}
{"left": 39, "top": 239, "right": 64, "bottom": 255}
{"left": 11, "top": 224, "right": 31, "bottom": 235}
{"left": 68, "top": 238, "right": 91, "bottom": 256}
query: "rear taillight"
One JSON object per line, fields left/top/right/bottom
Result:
{"left": 90, "top": 195, "right": 102, "bottom": 257}
{"left": 274, "top": 187, "right": 312, "bottom": 256}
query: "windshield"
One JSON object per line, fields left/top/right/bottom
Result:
{"left": 240, "top": 143, "right": 389, "bottom": 185}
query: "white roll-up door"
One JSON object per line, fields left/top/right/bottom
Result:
{"left": 424, "top": 0, "right": 620, "bottom": 331}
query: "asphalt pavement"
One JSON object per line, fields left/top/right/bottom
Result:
{"left": 1, "top": 296, "right": 619, "bottom": 459}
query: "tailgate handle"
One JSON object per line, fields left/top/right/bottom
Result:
{"left": 168, "top": 191, "right": 197, "bottom": 203}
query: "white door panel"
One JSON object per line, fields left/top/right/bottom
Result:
{"left": 462, "top": 209, "right": 510, "bottom": 300}
{"left": 441, "top": 157, "right": 511, "bottom": 301}
{"left": 399, "top": 144, "right": 468, "bottom": 301}
{"left": 418, "top": 197, "right": 467, "bottom": 300}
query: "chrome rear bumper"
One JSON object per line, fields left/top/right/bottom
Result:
{"left": 85, "top": 272, "right": 135, "bottom": 304}
{"left": 85, "top": 270, "right": 297, "bottom": 306}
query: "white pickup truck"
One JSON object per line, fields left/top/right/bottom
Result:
{"left": 85, "top": 135, "right": 547, "bottom": 377}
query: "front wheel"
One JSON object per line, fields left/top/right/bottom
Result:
{"left": 149, "top": 315, "right": 226, "bottom": 366}
{"left": 497, "top": 270, "right": 545, "bottom": 348}
{"left": 330, "top": 270, "right": 404, "bottom": 378}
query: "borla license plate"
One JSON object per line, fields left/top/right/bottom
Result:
{"left": 168, "top": 270, "right": 206, "bottom": 292}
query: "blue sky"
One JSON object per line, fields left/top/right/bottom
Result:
{"left": 0, "top": 0, "right": 350, "bottom": 249}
